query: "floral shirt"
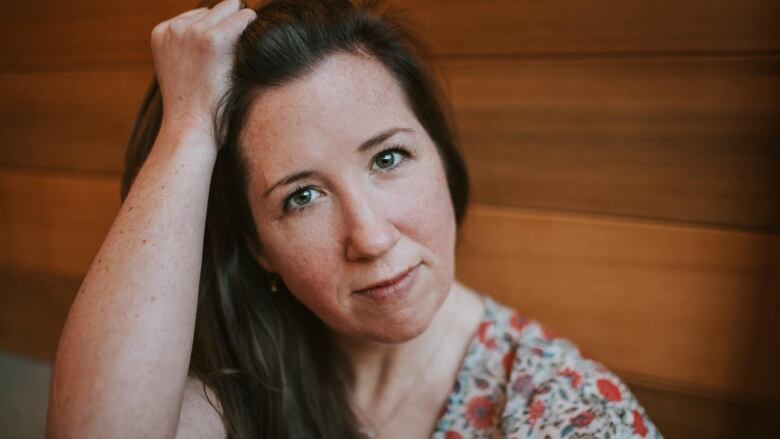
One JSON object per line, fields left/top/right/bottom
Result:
{"left": 431, "top": 295, "right": 662, "bottom": 438}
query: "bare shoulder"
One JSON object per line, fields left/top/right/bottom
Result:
{"left": 175, "top": 375, "right": 227, "bottom": 439}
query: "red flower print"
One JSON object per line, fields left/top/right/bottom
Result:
{"left": 527, "top": 398, "right": 545, "bottom": 430}
{"left": 502, "top": 348, "right": 516, "bottom": 380}
{"left": 560, "top": 368, "right": 582, "bottom": 388}
{"left": 465, "top": 396, "right": 496, "bottom": 430}
{"left": 541, "top": 326, "right": 558, "bottom": 340}
{"left": 596, "top": 378, "right": 622, "bottom": 402}
{"left": 632, "top": 409, "right": 648, "bottom": 437}
{"left": 445, "top": 431, "right": 464, "bottom": 439}
{"left": 477, "top": 321, "right": 491, "bottom": 340}
{"left": 529, "top": 398, "right": 545, "bottom": 423}
{"left": 477, "top": 321, "right": 497, "bottom": 349}
{"left": 510, "top": 312, "right": 529, "bottom": 331}
{"left": 570, "top": 410, "right": 595, "bottom": 428}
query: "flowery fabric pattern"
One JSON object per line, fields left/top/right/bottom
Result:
{"left": 431, "top": 295, "right": 662, "bottom": 439}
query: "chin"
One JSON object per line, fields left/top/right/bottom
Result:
{"left": 372, "top": 317, "right": 431, "bottom": 344}
{"left": 360, "top": 292, "right": 445, "bottom": 344}
{"left": 326, "top": 271, "right": 454, "bottom": 344}
{"left": 324, "top": 313, "right": 431, "bottom": 345}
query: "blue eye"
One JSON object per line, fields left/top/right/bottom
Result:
{"left": 280, "top": 146, "right": 413, "bottom": 216}
{"left": 372, "top": 147, "right": 408, "bottom": 171}
{"left": 284, "top": 186, "right": 323, "bottom": 212}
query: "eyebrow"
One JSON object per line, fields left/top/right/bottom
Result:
{"left": 262, "top": 127, "right": 413, "bottom": 198}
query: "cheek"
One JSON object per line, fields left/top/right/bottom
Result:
{"left": 400, "top": 153, "right": 457, "bottom": 279}
{"left": 261, "top": 218, "right": 344, "bottom": 306}
{"left": 418, "top": 156, "right": 456, "bottom": 244}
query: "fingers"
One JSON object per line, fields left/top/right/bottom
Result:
{"left": 174, "top": 6, "right": 209, "bottom": 20}
{"left": 192, "top": 0, "right": 246, "bottom": 30}
{"left": 152, "top": 7, "right": 207, "bottom": 40}
{"left": 152, "top": 0, "right": 256, "bottom": 52}
{"left": 217, "top": 7, "right": 257, "bottom": 34}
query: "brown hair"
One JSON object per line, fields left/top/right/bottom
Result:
{"left": 121, "top": 1, "right": 469, "bottom": 437}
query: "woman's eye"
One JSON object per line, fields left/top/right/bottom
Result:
{"left": 372, "top": 149, "right": 406, "bottom": 171}
{"left": 284, "top": 187, "right": 322, "bottom": 212}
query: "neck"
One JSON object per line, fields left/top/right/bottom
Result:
{"left": 333, "top": 280, "right": 481, "bottom": 409}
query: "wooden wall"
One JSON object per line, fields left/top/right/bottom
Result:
{"left": 1, "top": 0, "right": 778, "bottom": 437}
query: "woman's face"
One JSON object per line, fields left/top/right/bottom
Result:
{"left": 240, "top": 52, "right": 456, "bottom": 343}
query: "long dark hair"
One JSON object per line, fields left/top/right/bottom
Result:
{"left": 121, "top": 0, "right": 469, "bottom": 437}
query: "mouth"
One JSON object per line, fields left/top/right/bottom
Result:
{"left": 352, "top": 263, "right": 422, "bottom": 303}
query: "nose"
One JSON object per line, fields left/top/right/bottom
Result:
{"left": 342, "top": 191, "right": 400, "bottom": 262}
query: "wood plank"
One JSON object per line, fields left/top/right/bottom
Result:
{"left": 0, "top": 0, "right": 191, "bottom": 69}
{"left": 0, "top": 69, "right": 152, "bottom": 175}
{"left": 2, "top": 57, "right": 778, "bottom": 229}
{"left": 455, "top": 204, "right": 780, "bottom": 399}
{"left": 0, "top": 267, "right": 79, "bottom": 360}
{"left": 628, "top": 380, "right": 780, "bottom": 438}
{"left": 443, "top": 56, "right": 780, "bottom": 230}
{"left": 390, "top": 0, "right": 780, "bottom": 57}
{"left": 1, "top": 0, "right": 779, "bottom": 69}
{"left": 0, "top": 170, "right": 119, "bottom": 278}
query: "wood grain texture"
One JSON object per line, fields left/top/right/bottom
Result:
{"left": 1, "top": 0, "right": 779, "bottom": 69}
{"left": 0, "top": 170, "right": 119, "bottom": 278}
{"left": 0, "top": 267, "right": 79, "bottom": 360}
{"left": 455, "top": 204, "right": 780, "bottom": 399}
{"left": 2, "top": 57, "right": 778, "bottom": 230}
{"left": 389, "top": 0, "right": 780, "bottom": 57}
{"left": 443, "top": 56, "right": 780, "bottom": 231}
{"left": 0, "top": 0, "right": 191, "bottom": 69}
{"left": 0, "top": 69, "right": 152, "bottom": 175}
{"left": 629, "top": 380, "right": 780, "bottom": 438}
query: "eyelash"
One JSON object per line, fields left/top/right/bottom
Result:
{"left": 280, "top": 144, "right": 414, "bottom": 215}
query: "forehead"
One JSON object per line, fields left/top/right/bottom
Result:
{"left": 240, "top": 52, "right": 417, "bottom": 184}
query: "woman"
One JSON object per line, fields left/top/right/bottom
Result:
{"left": 47, "top": 0, "right": 662, "bottom": 438}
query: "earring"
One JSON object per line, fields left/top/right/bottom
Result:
{"left": 270, "top": 274, "right": 280, "bottom": 294}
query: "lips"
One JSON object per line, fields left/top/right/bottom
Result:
{"left": 354, "top": 263, "right": 420, "bottom": 294}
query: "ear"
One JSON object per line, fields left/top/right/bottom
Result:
{"left": 243, "top": 232, "right": 275, "bottom": 272}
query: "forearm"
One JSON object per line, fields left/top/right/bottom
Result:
{"left": 47, "top": 130, "right": 218, "bottom": 439}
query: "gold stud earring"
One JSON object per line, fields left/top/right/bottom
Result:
{"left": 270, "top": 274, "right": 280, "bottom": 294}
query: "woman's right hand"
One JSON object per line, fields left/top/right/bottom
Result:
{"left": 151, "top": 0, "right": 257, "bottom": 147}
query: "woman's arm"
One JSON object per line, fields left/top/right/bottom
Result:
{"left": 46, "top": 1, "right": 256, "bottom": 437}
{"left": 175, "top": 376, "right": 227, "bottom": 438}
{"left": 46, "top": 128, "right": 216, "bottom": 438}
